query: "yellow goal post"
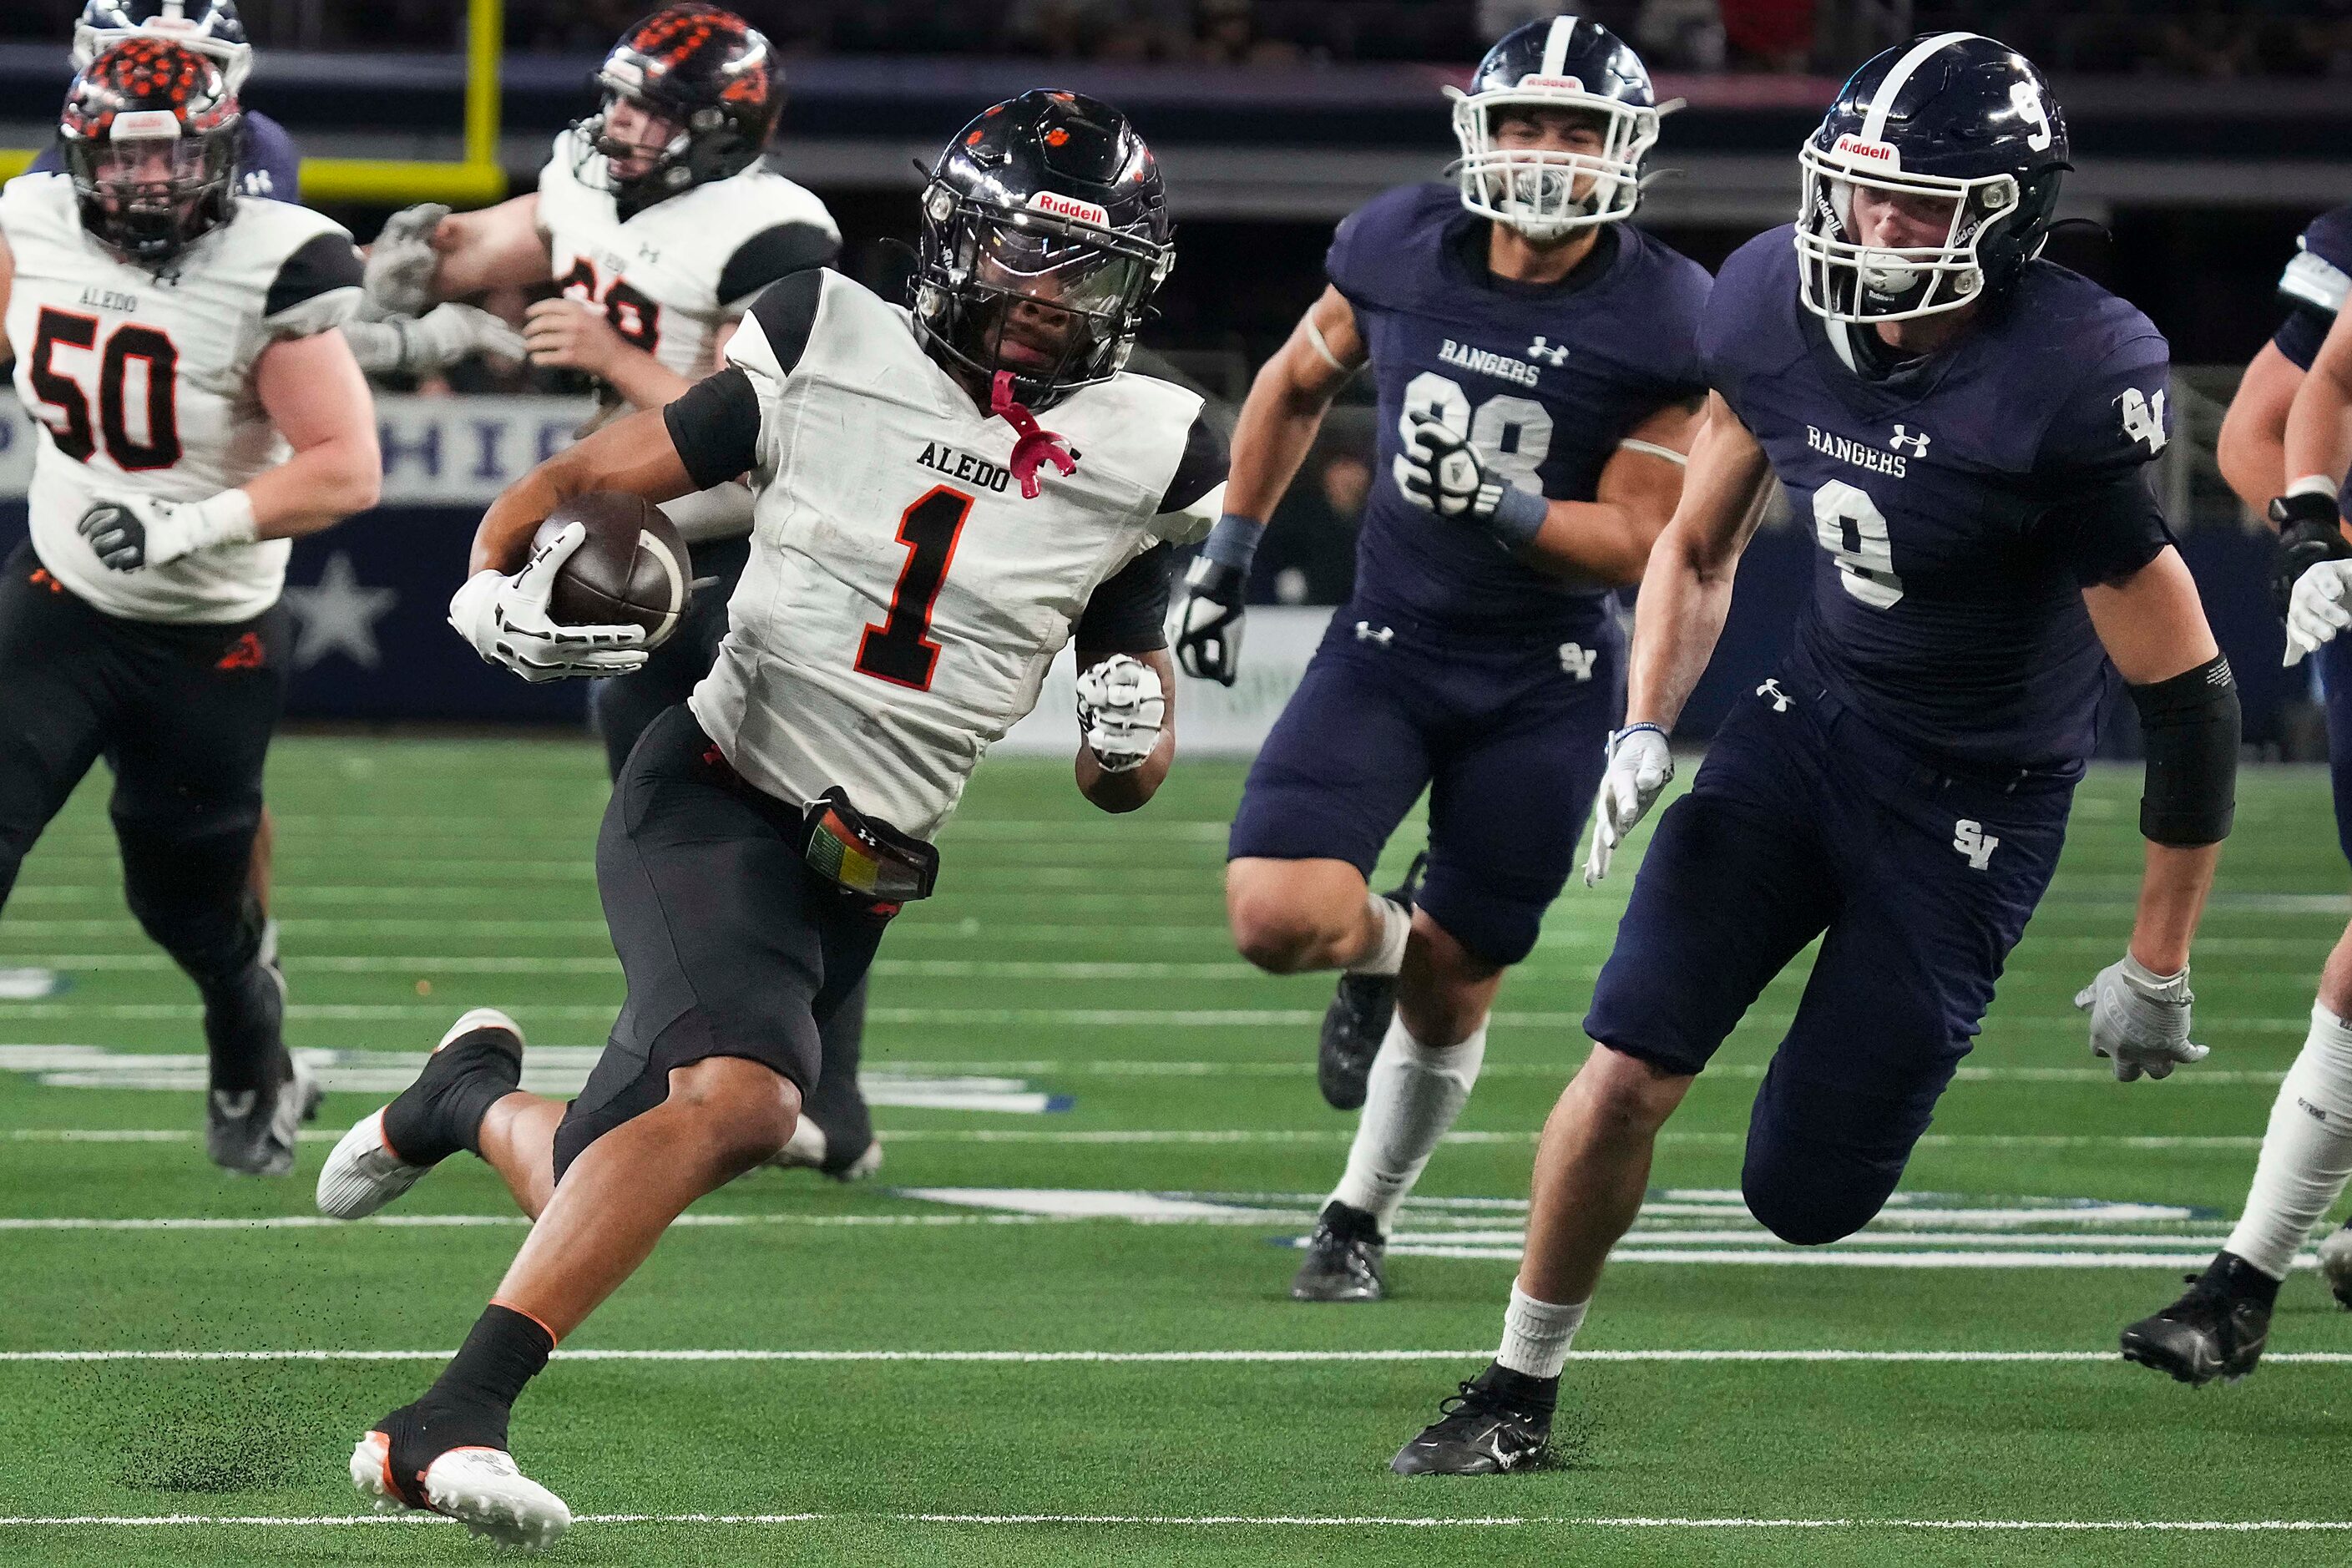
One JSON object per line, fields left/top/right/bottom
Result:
{"left": 0, "top": 0, "right": 508, "bottom": 206}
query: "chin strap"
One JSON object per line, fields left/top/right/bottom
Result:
{"left": 990, "top": 371, "right": 1079, "bottom": 500}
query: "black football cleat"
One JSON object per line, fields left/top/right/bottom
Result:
{"left": 1318, "top": 852, "right": 1427, "bottom": 1110}
{"left": 1290, "top": 1201, "right": 1387, "bottom": 1302}
{"left": 2121, "top": 1254, "right": 2274, "bottom": 1386}
{"left": 1392, "top": 1363, "right": 1557, "bottom": 1475}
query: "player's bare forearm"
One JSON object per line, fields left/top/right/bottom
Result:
{"left": 593, "top": 341, "right": 695, "bottom": 412}
{"left": 1074, "top": 645, "right": 1176, "bottom": 812}
{"left": 1224, "top": 286, "right": 1363, "bottom": 523}
{"left": 2217, "top": 343, "right": 2299, "bottom": 516}
{"left": 2284, "top": 306, "right": 2352, "bottom": 492}
{"left": 1623, "top": 394, "right": 1773, "bottom": 726}
{"left": 428, "top": 195, "right": 550, "bottom": 301}
{"left": 472, "top": 407, "right": 698, "bottom": 574}
{"left": 245, "top": 329, "right": 382, "bottom": 537}
{"left": 2129, "top": 841, "right": 2219, "bottom": 976}
{"left": 1515, "top": 399, "right": 1701, "bottom": 586}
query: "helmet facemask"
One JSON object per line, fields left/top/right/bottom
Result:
{"left": 1448, "top": 82, "right": 1659, "bottom": 240}
{"left": 574, "top": 83, "right": 696, "bottom": 198}
{"left": 914, "top": 181, "right": 1171, "bottom": 406}
{"left": 65, "top": 109, "right": 235, "bottom": 263}
{"left": 1797, "top": 139, "right": 2026, "bottom": 325}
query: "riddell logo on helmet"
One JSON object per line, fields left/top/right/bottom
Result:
{"left": 111, "top": 109, "right": 183, "bottom": 142}
{"left": 1516, "top": 74, "right": 1587, "bottom": 92}
{"left": 1029, "top": 191, "right": 1109, "bottom": 226}
{"left": 1832, "top": 134, "right": 1901, "bottom": 171}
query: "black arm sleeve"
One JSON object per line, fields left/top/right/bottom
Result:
{"left": 741, "top": 267, "right": 826, "bottom": 377}
{"left": 717, "top": 222, "right": 841, "bottom": 309}
{"left": 663, "top": 367, "right": 764, "bottom": 492}
{"left": 1075, "top": 544, "right": 1177, "bottom": 654}
{"left": 1156, "top": 412, "right": 1229, "bottom": 516}
{"left": 2131, "top": 655, "right": 2240, "bottom": 847}
{"left": 266, "top": 232, "right": 365, "bottom": 318}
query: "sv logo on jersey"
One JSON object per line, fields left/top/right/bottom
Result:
{"left": 915, "top": 442, "right": 1012, "bottom": 494}
{"left": 1954, "top": 819, "right": 2000, "bottom": 871}
{"left": 1559, "top": 642, "right": 1596, "bottom": 682}
{"left": 2117, "top": 388, "right": 2169, "bottom": 456}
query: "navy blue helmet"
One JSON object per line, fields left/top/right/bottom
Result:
{"left": 73, "top": 1, "right": 252, "bottom": 97}
{"left": 1449, "top": 14, "right": 1662, "bottom": 239}
{"left": 914, "top": 90, "right": 1174, "bottom": 407}
{"left": 1798, "top": 32, "right": 2070, "bottom": 325}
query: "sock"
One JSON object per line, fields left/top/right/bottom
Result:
{"left": 1345, "top": 891, "right": 1411, "bottom": 978}
{"left": 1495, "top": 1283, "right": 1589, "bottom": 1380}
{"left": 382, "top": 1028, "right": 524, "bottom": 1166}
{"left": 379, "top": 1304, "right": 554, "bottom": 1505}
{"left": 1329, "top": 1015, "right": 1486, "bottom": 1230}
{"left": 2223, "top": 1002, "right": 2352, "bottom": 1279}
{"left": 200, "top": 963, "right": 290, "bottom": 1095}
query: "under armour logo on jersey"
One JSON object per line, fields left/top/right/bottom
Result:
{"left": 1526, "top": 336, "right": 1571, "bottom": 367}
{"left": 1757, "top": 679, "right": 1792, "bottom": 712}
{"left": 1954, "top": 819, "right": 2000, "bottom": 871}
{"left": 2117, "top": 387, "right": 2169, "bottom": 456}
{"left": 1889, "top": 425, "right": 1931, "bottom": 458}
{"left": 1559, "top": 642, "right": 1596, "bottom": 682}
{"left": 1354, "top": 620, "right": 1395, "bottom": 647}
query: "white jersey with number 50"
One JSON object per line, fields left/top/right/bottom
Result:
{"left": 1, "top": 172, "right": 361, "bottom": 623}
{"left": 689, "top": 271, "right": 1212, "bottom": 841}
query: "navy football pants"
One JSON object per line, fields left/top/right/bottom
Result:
{"left": 1584, "top": 680, "right": 2074, "bottom": 1244}
{"left": 2320, "top": 637, "right": 2352, "bottom": 867}
{"left": 1228, "top": 610, "right": 1621, "bottom": 968}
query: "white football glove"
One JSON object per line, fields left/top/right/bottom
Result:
{"left": 1394, "top": 413, "right": 1505, "bottom": 523}
{"left": 77, "top": 492, "right": 257, "bottom": 573}
{"left": 2075, "top": 954, "right": 2208, "bottom": 1082}
{"left": 2283, "top": 559, "right": 2352, "bottom": 667}
{"left": 1076, "top": 654, "right": 1166, "bottom": 773}
{"left": 343, "top": 303, "right": 524, "bottom": 377}
{"left": 362, "top": 202, "right": 451, "bottom": 319}
{"left": 448, "top": 521, "right": 648, "bottom": 685}
{"left": 1582, "top": 723, "right": 1674, "bottom": 887}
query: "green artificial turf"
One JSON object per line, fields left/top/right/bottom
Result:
{"left": 1, "top": 736, "right": 2349, "bottom": 1565}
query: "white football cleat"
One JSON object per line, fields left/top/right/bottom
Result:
{"left": 765, "top": 1118, "right": 883, "bottom": 1181}
{"left": 316, "top": 1008, "right": 523, "bottom": 1220}
{"left": 352, "top": 1429, "right": 570, "bottom": 1554}
{"left": 2319, "top": 1224, "right": 2352, "bottom": 1311}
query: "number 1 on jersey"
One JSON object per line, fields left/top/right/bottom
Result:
{"left": 857, "top": 487, "right": 974, "bottom": 690}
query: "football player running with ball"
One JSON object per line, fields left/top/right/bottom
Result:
{"left": 1171, "top": 15, "right": 1709, "bottom": 1304}
{"left": 2118, "top": 200, "right": 2352, "bottom": 1377}
{"left": 361, "top": 5, "right": 888, "bottom": 1177}
{"left": 0, "top": 42, "right": 380, "bottom": 1174}
{"left": 316, "top": 92, "right": 1226, "bottom": 1549}
{"left": 1391, "top": 34, "right": 2235, "bottom": 1474}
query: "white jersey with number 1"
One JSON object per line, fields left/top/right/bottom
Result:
{"left": 1, "top": 172, "right": 362, "bottom": 624}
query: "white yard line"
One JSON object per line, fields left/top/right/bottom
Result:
{"left": 0, "top": 1347, "right": 2345, "bottom": 1366}
{"left": 1, "top": 1509, "right": 2349, "bottom": 1533}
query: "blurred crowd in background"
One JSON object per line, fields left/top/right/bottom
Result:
{"left": 14, "top": 2, "right": 2352, "bottom": 77}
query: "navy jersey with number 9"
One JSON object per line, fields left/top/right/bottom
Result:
{"left": 1328, "top": 184, "right": 1711, "bottom": 640}
{"left": 1703, "top": 226, "right": 2176, "bottom": 773}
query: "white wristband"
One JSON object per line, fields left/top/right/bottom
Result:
{"left": 2289, "top": 473, "right": 2341, "bottom": 502}
{"left": 184, "top": 489, "right": 260, "bottom": 551}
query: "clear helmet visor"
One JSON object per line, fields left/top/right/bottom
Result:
{"left": 1796, "top": 144, "right": 2020, "bottom": 324}
{"left": 81, "top": 136, "right": 214, "bottom": 211}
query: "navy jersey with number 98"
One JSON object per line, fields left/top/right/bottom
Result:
{"left": 1328, "top": 184, "right": 1711, "bottom": 640}
{"left": 1703, "top": 226, "right": 2176, "bottom": 773}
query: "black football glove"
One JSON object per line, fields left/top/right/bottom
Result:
{"left": 76, "top": 501, "right": 153, "bottom": 572}
{"left": 2269, "top": 490, "right": 2352, "bottom": 620}
{"left": 1173, "top": 554, "right": 1247, "bottom": 686}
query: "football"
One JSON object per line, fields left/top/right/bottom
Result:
{"left": 532, "top": 493, "right": 693, "bottom": 650}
